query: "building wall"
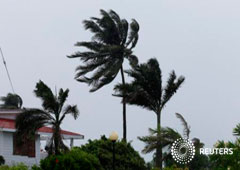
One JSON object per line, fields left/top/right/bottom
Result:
{"left": 0, "top": 131, "right": 41, "bottom": 166}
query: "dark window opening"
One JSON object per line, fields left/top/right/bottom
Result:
{"left": 13, "top": 133, "right": 36, "bottom": 158}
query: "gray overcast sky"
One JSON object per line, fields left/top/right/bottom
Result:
{"left": 1, "top": 0, "right": 240, "bottom": 161}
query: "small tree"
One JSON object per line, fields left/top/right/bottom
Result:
{"left": 0, "top": 93, "right": 23, "bottom": 109}
{"left": 15, "top": 80, "right": 79, "bottom": 155}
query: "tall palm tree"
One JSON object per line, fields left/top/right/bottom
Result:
{"left": 114, "top": 58, "right": 185, "bottom": 169}
{"left": 15, "top": 80, "right": 79, "bottom": 155}
{"left": 0, "top": 93, "right": 23, "bottom": 109}
{"left": 68, "top": 9, "right": 139, "bottom": 141}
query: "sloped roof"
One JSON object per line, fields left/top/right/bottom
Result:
{"left": 0, "top": 118, "right": 83, "bottom": 138}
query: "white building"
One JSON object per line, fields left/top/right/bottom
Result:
{"left": 0, "top": 109, "right": 84, "bottom": 166}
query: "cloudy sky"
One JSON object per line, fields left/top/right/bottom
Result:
{"left": 1, "top": 0, "right": 240, "bottom": 161}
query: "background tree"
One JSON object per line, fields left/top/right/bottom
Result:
{"left": 209, "top": 123, "right": 240, "bottom": 169}
{"left": 139, "top": 113, "right": 188, "bottom": 168}
{"left": 0, "top": 93, "right": 23, "bottom": 109}
{"left": 114, "top": 58, "right": 185, "bottom": 169}
{"left": 15, "top": 80, "right": 79, "bottom": 155}
{"left": 68, "top": 9, "right": 139, "bottom": 141}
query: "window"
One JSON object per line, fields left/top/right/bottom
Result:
{"left": 13, "top": 133, "right": 35, "bottom": 157}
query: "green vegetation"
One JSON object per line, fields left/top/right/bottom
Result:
{"left": 40, "top": 149, "right": 102, "bottom": 170}
{"left": 0, "top": 93, "right": 22, "bottom": 109}
{"left": 1, "top": 8, "right": 240, "bottom": 170}
{"left": 0, "top": 163, "right": 27, "bottom": 170}
{"left": 209, "top": 124, "right": 240, "bottom": 169}
{"left": 15, "top": 80, "right": 79, "bottom": 155}
{"left": 114, "top": 58, "right": 185, "bottom": 169}
{"left": 68, "top": 9, "right": 140, "bottom": 141}
{"left": 79, "top": 136, "right": 147, "bottom": 170}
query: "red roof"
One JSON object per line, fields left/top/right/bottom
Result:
{"left": 0, "top": 118, "right": 82, "bottom": 136}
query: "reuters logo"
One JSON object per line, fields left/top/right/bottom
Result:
{"left": 171, "top": 138, "right": 195, "bottom": 164}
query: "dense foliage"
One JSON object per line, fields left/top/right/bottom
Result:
{"left": 0, "top": 163, "right": 28, "bottom": 170}
{"left": 40, "top": 149, "right": 102, "bottom": 170}
{"left": 79, "top": 136, "right": 147, "bottom": 170}
{"left": 0, "top": 156, "right": 4, "bottom": 166}
{"left": 209, "top": 140, "right": 240, "bottom": 169}
{"left": 0, "top": 93, "right": 22, "bottom": 109}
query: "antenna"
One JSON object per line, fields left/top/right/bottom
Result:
{"left": 0, "top": 47, "right": 15, "bottom": 93}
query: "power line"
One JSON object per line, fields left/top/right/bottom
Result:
{"left": 0, "top": 47, "right": 15, "bottom": 93}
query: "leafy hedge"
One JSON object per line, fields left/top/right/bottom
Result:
{"left": 79, "top": 136, "right": 147, "bottom": 170}
{"left": 0, "top": 163, "right": 28, "bottom": 170}
{"left": 40, "top": 149, "right": 102, "bottom": 170}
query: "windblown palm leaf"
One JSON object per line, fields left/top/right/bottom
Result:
{"left": 0, "top": 93, "right": 23, "bottom": 109}
{"left": 15, "top": 80, "right": 79, "bottom": 155}
{"left": 138, "top": 127, "right": 181, "bottom": 154}
{"left": 175, "top": 112, "right": 190, "bottom": 138}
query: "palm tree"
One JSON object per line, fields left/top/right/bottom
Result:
{"left": 0, "top": 93, "right": 23, "bottom": 109}
{"left": 138, "top": 127, "right": 181, "bottom": 155}
{"left": 68, "top": 9, "right": 139, "bottom": 141}
{"left": 114, "top": 58, "right": 185, "bottom": 169}
{"left": 138, "top": 113, "right": 189, "bottom": 168}
{"left": 15, "top": 80, "right": 79, "bottom": 155}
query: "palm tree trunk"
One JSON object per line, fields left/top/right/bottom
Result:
{"left": 120, "top": 66, "right": 127, "bottom": 142}
{"left": 156, "top": 111, "right": 162, "bottom": 169}
{"left": 54, "top": 126, "right": 60, "bottom": 155}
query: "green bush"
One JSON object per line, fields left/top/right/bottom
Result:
{"left": 79, "top": 136, "right": 147, "bottom": 170}
{"left": 40, "top": 149, "right": 102, "bottom": 170}
{"left": 31, "top": 165, "right": 41, "bottom": 170}
{"left": 0, "top": 156, "right": 5, "bottom": 166}
{"left": 0, "top": 163, "right": 28, "bottom": 170}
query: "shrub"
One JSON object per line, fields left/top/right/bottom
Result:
{"left": 79, "top": 136, "right": 147, "bottom": 170}
{"left": 0, "top": 163, "right": 28, "bottom": 170}
{"left": 0, "top": 156, "right": 5, "bottom": 165}
{"left": 31, "top": 165, "right": 41, "bottom": 170}
{"left": 40, "top": 149, "right": 102, "bottom": 170}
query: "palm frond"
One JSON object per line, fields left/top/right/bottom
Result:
{"left": 58, "top": 88, "right": 69, "bottom": 111}
{"left": 34, "top": 80, "right": 57, "bottom": 113}
{"left": 126, "top": 19, "right": 139, "bottom": 49}
{"left": 15, "top": 109, "right": 54, "bottom": 139}
{"left": 175, "top": 113, "right": 190, "bottom": 138}
{"left": 138, "top": 127, "right": 181, "bottom": 155}
{"left": 60, "top": 105, "right": 79, "bottom": 122}
{"left": 161, "top": 71, "right": 185, "bottom": 109}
